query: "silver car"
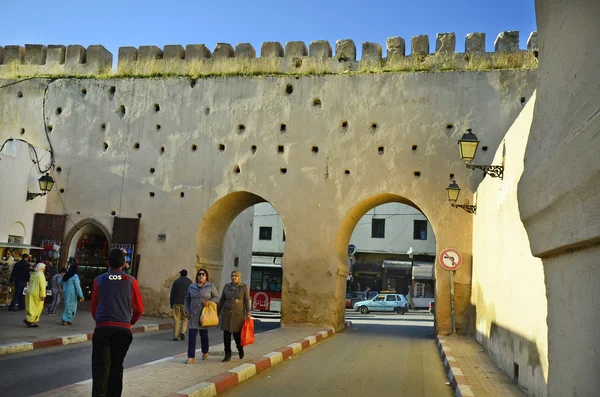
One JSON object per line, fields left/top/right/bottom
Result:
{"left": 353, "top": 294, "right": 408, "bottom": 314}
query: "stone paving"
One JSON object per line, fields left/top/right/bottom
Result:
{"left": 442, "top": 335, "right": 525, "bottom": 397}
{"left": 32, "top": 326, "right": 332, "bottom": 397}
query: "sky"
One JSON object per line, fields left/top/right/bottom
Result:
{"left": 1, "top": 0, "right": 536, "bottom": 59}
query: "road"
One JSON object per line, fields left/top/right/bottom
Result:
{"left": 223, "top": 312, "right": 452, "bottom": 397}
{"left": 0, "top": 319, "right": 279, "bottom": 397}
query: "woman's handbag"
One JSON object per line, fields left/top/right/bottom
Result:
{"left": 241, "top": 318, "right": 254, "bottom": 346}
{"left": 200, "top": 301, "right": 219, "bottom": 327}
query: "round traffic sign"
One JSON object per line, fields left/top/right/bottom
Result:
{"left": 439, "top": 248, "right": 463, "bottom": 271}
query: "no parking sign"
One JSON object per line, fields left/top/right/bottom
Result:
{"left": 439, "top": 248, "right": 463, "bottom": 271}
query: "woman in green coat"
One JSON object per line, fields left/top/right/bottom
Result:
{"left": 24, "top": 263, "right": 47, "bottom": 327}
{"left": 217, "top": 270, "right": 251, "bottom": 362}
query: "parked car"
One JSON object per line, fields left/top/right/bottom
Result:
{"left": 429, "top": 300, "right": 435, "bottom": 315}
{"left": 353, "top": 294, "right": 408, "bottom": 314}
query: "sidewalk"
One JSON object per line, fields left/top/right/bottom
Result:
{"left": 437, "top": 335, "right": 526, "bottom": 397}
{"left": 0, "top": 301, "right": 172, "bottom": 355}
{"left": 32, "top": 323, "right": 348, "bottom": 397}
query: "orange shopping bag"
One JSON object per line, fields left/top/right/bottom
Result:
{"left": 241, "top": 318, "right": 254, "bottom": 346}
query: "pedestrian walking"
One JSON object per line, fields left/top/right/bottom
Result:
{"left": 183, "top": 268, "right": 219, "bottom": 363}
{"left": 90, "top": 248, "right": 143, "bottom": 397}
{"left": 8, "top": 253, "right": 30, "bottom": 311}
{"left": 170, "top": 269, "right": 192, "bottom": 341}
{"left": 47, "top": 267, "right": 66, "bottom": 315}
{"left": 217, "top": 270, "right": 251, "bottom": 362}
{"left": 407, "top": 285, "right": 414, "bottom": 310}
{"left": 60, "top": 259, "right": 84, "bottom": 325}
{"left": 23, "top": 263, "right": 47, "bottom": 327}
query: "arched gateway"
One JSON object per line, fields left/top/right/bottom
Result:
{"left": 1, "top": 35, "right": 537, "bottom": 334}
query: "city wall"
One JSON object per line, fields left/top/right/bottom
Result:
{"left": 472, "top": 93, "right": 548, "bottom": 396}
{"left": 0, "top": 31, "right": 537, "bottom": 334}
{"left": 0, "top": 30, "right": 537, "bottom": 76}
{"left": 519, "top": 1, "right": 600, "bottom": 395}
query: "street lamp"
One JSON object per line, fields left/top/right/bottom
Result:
{"left": 26, "top": 173, "right": 55, "bottom": 201}
{"left": 446, "top": 180, "right": 477, "bottom": 214}
{"left": 458, "top": 128, "right": 504, "bottom": 179}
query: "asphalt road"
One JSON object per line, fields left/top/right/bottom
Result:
{"left": 222, "top": 313, "right": 452, "bottom": 397}
{"left": 0, "top": 319, "right": 279, "bottom": 397}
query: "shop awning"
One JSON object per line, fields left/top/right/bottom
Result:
{"left": 252, "top": 255, "right": 275, "bottom": 264}
{"left": 0, "top": 242, "right": 43, "bottom": 250}
{"left": 382, "top": 260, "right": 412, "bottom": 270}
{"left": 412, "top": 262, "right": 435, "bottom": 280}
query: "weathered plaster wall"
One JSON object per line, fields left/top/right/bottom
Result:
{"left": 472, "top": 93, "right": 548, "bottom": 396}
{"left": 0, "top": 69, "right": 536, "bottom": 332}
{"left": 219, "top": 206, "right": 253, "bottom": 291}
{"left": 0, "top": 141, "right": 49, "bottom": 245}
{"left": 519, "top": 1, "right": 600, "bottom": 395}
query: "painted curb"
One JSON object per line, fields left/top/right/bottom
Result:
{"left": 436, "top": 336, "right": 475, "bottom": 397}
{"left": 0, "top": 322, "right": 172, "bottom": 356}
{"left": 171, "top": 322, "right": 352, "bottom": 396}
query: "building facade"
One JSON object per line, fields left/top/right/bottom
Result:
{"left": 251, "top": 202, "right": 436, "bottom": 308}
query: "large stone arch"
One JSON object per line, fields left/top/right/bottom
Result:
{"left": 335, "top": 193, "right": 431, "bottom": 272}
{"left": 334, "top": 192, "right": 452, "bottom": 332}
{"left": 60, "top": 218, "right": 112, "bottom": 268}
{"left": 196, "top": 191, "right": 285, "bottom": 291}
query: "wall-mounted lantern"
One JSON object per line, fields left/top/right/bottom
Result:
{"left": 446, "top": 180, "right": 477, "bottom": 214}
{"left": 26, "top": 173, "right": 55, "bottom": 201}
{"left": 458, "top": 128, "right": 504, "bottom": 179}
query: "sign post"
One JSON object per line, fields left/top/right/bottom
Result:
{"left": 439, "top": 248, "right": 463, "bottom": 335}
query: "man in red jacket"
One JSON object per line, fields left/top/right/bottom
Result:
{"left": 90, "top": 248, "right": 143, "bottom": 397}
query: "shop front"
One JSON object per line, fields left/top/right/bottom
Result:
{"left": 382, "top": 260, "right": 412, "bottom": 295}
{"left": 411, "top": 261, "right": 435, "bottom": 309}
{"left": 67, "top": 223, "right": 110, "bottom": 299}
{"left": 351, "top": 262, "right": 382, "bottom": 293}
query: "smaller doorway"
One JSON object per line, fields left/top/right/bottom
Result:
{"left": 68, "top": 224, "right": 109, "bottom": 299}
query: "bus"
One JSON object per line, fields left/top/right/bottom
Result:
{"left": 250, "top": 264, "right": 282, "bottom": 312}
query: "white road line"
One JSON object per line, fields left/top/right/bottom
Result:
{"left": 145, "top": 356, "right": 174, "bottom": 365}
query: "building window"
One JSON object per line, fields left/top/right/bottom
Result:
{"left": 413, "top": 220, "right": 427, "bottom": 240}
{"left": 259, "top": 226, "right": 272, "bottom": 240}
{"left": 8, "top": 235, "right": 23, "bottom": 244}
{"left": 371, "top": 218, "right": 385, "bottom": 239}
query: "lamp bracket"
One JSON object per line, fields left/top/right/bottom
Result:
{"left": 452, "top": 204, "right": 477, "bottom": 214}
{"left": 465, "top": 163, "right": 504, "bottom": 179}
{"left": 26, "top": 191, "right": 46, "bottom": 201}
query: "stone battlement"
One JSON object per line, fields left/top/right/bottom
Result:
{"left": 0, "top": 31, "right": 537, "bottom": 76}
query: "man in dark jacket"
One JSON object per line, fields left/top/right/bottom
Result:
{"left": 170, "top": 269, "right": 192, "bottom": 341}
{"left": 8, "top": 254, "right": 30, "bottom": 311}
{"left": 90, "top": 248, "right": 143, "bottom": 397}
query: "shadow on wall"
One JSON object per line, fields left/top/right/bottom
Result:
{"left": 466, "top": 282, "right": 548, "bottom": 397}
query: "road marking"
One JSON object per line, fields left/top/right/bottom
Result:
{"left": 0, "top": 342, "right": 33, "bottom": 355}
{"left": 228, "top": 363, "right": 256, "bottom": 382}
{"left": 145, "top": 356, "right": 174, "bottom": 365}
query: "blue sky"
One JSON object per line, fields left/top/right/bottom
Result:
{"left": 2, "top": 1, "right": 536, "bottom": 58}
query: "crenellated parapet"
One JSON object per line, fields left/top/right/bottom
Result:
{"left": 0, "top": 44, "right": 112, "bottom": 75}
{"left": 1, "top": 31, "right": 537, "bottom": 77}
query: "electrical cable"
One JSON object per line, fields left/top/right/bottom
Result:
{"left": 0, "top": 78, "right": 56, "bottom": 173}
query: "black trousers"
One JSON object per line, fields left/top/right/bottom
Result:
{"left": 92, "top": 327, "right": 133, "bottom": 397}
{"left": 223, "top": 330, "right": 242, "bottom": 354}
{"left": 8, "top": 280, "right": 26, "bottom": 310}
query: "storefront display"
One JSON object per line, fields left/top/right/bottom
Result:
{"left": 110, "top": 244, "right": 135, "bottom": 274}
{"left": 75, "top": 232, "right": 109, "bottom": 298}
